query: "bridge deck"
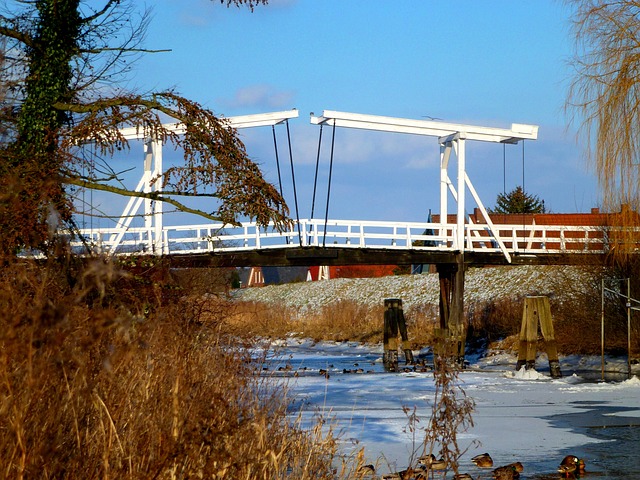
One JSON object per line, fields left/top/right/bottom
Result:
{"left": 70, "top": 218, "right": 619, "bottom": 267}
{"left": 166, "top": 247, "right": 607, "bottom": 268}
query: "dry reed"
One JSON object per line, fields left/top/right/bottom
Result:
{"left": 230, "top": 300, "right": 437, "bottom": 348}
{"left": 231, "top": 265, "right": 639, "bottom": 357}
{"left": 0, "top": 255, "right": 356, "bottom": 479}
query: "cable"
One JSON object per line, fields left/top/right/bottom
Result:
{"left": 271, "top": 125, "right": 291, "bottom": 244}
{"left": 271, "top": 125, "right": 285, "bottom": 198}
{"left": 522, "top": 140, "right": 526, "bottom": 248}
{"left": 323, "top": 119, "right": 337, "bottom": 247}
{"left": 503, "top": 142, "right": 506, "bottom": 195}
{"left": 311, "top": 124, "right": 323, "bottom": 218}
{"left": 285, "top": 120, "right": 302, "bottom": 245}
{"left": 522, "top": 139, "right": 525, "bottom": 197}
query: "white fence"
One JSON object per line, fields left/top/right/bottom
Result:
{"left": 68, "top": 218, "right": 616, "bottom": 260}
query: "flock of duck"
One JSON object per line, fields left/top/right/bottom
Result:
{"left": 270, "top": 360, "right": 434, "bottom": 379}
{"left": 358, "top": 452, "right": 586, "bottom": 480}
{"left": 266, "top": 363, "right": 589, "bottom": 478}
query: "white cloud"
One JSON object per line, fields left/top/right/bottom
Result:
{"left": 329, "top": 129, "right": 440, "bottom": 170}
{"left": 173, "top": 0, "right": 298, "bottom": 28}
{"left": 223, "top": 84, "right": 296, "bottom": 109}
{"left": 175, "top": 0, "right": 216, "bottom": 27}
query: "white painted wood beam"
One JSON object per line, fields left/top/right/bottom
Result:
{"left": 119, "top": 109, "right": 299, "bottom": 141}
{"left": 310, "top": 110, "right": 538, "bottom": 143}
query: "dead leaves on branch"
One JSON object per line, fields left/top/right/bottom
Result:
{"left": 420, "top": 357, "right": 476, "bottom": 476}
{"left": 565, "top": 0, "right": 640, "bottom": 263}
{"left": 220, "top": 0, "right": 269, "bottom": 11}
{"left": 59, "top": 91, "right": 290, "bottom": 229}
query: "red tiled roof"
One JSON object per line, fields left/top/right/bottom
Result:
{"left": 432, "top": 206, "right": 640, "bottom": 227}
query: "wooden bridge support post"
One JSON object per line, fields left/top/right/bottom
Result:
{"left": 516, "top": 296, "right": 562, "bottom": 378}
{"left": 395, "top": 300, "right": 415, "bottom": 365}
{"left": 383, "top": 299, "right": 399, "bottom": 371}
{"left": 383, "top": 298, "right": 414, "bottom": 370}
{"left": 435, "top": 256, "right": 466, "bottom": 366}
{"left": 516, "top": 298, "right": 538, "bottom": 371}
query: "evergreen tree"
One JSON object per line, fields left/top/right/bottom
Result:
{"left": 491, "top": 186, "right": 545, "bottom": 214}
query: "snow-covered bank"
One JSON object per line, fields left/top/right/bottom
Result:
{"left": 232, "top": 265, "right": 596, "bottom": 313}
{"left": 240, "top": 267, "right": 640, "bottom": 477}
{"left": 261, "top": 339, "right": 640, "bottom": 479}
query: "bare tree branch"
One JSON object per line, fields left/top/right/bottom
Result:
{"left": 0, "top": 24, "right": 34, "bottom": 49}
{"left": 80, "top": 47, "right": 171, "bottom": 54}
{"left": 219, "top": 0, "right": 269, "bottom": 12}
{"left": 64, "top": 175, "right": 236, "bottom": 224}
{"left": 80, "top": 0, "right": 121, "bottom": 25}
{"left": 0, "top": 0, "right": 287, "bottom": 254}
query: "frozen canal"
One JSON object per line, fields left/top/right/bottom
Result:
{"left": 260, "top": 339, "right": 640, "bottom": 479}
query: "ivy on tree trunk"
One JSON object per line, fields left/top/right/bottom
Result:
{"left": 0, "top": 0, "right": 288, "bottom": 255}
{"left": 2, "top": 0, "right": 81, "bottom": 253}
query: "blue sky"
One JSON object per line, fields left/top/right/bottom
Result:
{"left": 114, "top": 0, "right": 600, "bottom": 224}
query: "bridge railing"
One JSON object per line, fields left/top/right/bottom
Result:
{"left": 297, "top": 219, "right": 454, "bottom": 250}
{"left": 70, "top": 219, "right": 456, "bottom": 255}
{"left": 69, "top": 219, "right": 621, "bottom": 258}
{"left": 465, "top": 223, "right": 612, "bottom": 254}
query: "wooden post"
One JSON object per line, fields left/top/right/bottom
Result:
{"left": 438, "top": 264, "right": 454, "bottom": 331}
{"left": 601, "top": 278, "right": 605, "bottom": 382}
{"left": 452, "top": 254, "right": 466, "bottom": 365}
{"left": 517, "top": 297, "right": 537, "bottom": 370}
{"left": 383, "top": 298, "right": 414, "bottom": 369}
{"left": 383, "top": 299, "right": 399, "bottom": 371}
{"left": 395, "top": 300, "right": 414, "bottom": 364}
{"left": 627, "top": 278, "right": 632, "bottom": 379}
{"left": 538, "top": 297, "right": 562, "bottom": 378}
{"left": 516, "top": 296, "right": 562, "bottom": 378}
{"left": 435, "top": 256, "right": 466, "bottom": 365}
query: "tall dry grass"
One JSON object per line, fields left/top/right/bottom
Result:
{"left": 230, "top": 300, "right": 437, "bottom": 348}
{"left": 231, "top": 265, "right": 639, "bottom": 357}
{"left": 0, "top": 254, "right": 358, "bottom": 479}
{"left": 468, "top": 265, "right": 640, "bottom": 355}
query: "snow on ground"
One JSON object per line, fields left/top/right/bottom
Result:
{"left": 240, "top": 268, "right": 640, "bottom": 478}
{"left": 259, "top": 339, "right": 640, "bottom": 479}
{"left": 233, "top": 265, "right": 596, "bottom": 313}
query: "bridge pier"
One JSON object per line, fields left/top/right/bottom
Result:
{"left": 383, "top": 298, "right": 414, "bottom": 371}
{"left": 435, "top": 254, "right": 466, "bottom": 365}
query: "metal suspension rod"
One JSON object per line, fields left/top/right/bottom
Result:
{"left": 522, "top": 139, "right": 525, "bottom": 195}
{"left": 323, "top": 119, "right": 337, "bottom": 247}
{"left": 503, "top": 142, "right": 506, "bottom": 195}
{"left": 271, "top": 125, "right": 285, "bottom": 198}
{"left": 311, "top": 124, "right": 323, "bottom": 218}
{"left": 522, "top": 139, "right": 526, "bottom": 246}
{"left": 285, "top": 120, "right": 302, "bottom": 245}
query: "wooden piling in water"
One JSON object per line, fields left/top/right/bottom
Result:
{"left": 396, "top": 300, "right": 414, "bottom": 364}
{"left": 435, "top": 256, "right": 466, "bottom": 365}
{"left": 516, "top": 295, "right": 562, "bottom": 378}
{"left": 383, "top": 298, "right": 414, "bottom": 370}
{"left": 383, "top": 299, "right": 399, "bottom": 371}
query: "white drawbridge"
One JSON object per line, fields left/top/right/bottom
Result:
{"left": 75, "top": 109, "right": 629, "bottom": 264}
{"left": 84, "top": 109, "right": 299, "bottom": 255}
{"left": 309, "top": 110, "right": 539, "bottom": 263}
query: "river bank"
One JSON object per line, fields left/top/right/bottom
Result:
{"left": 259, "top": 338, "right": 640, "bottom": 479}
{"left": 232, "top": 265, "right": 595, "bottom": 313}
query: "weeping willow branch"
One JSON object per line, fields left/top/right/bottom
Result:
{"left": 566, "top": 0, "right": 640, "bottom": 261}
{"left": 0, "top": 0, "right": 287, "bottom": 254}
{"left": 64, "top": 175, "right": 239, "bottom": 225}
